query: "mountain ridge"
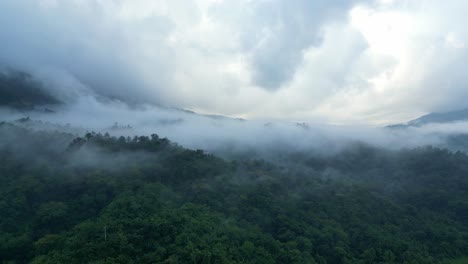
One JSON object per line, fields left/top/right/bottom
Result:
{"left": 388, "top": 108, "right": 468, "bottom": 128}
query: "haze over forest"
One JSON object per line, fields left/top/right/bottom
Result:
{"left": 1, "top": 1, "right": 468, "bottom": 264}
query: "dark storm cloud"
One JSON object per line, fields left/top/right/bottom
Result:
{"left": 0, "top": 0, "right": 174, "bottom": 105}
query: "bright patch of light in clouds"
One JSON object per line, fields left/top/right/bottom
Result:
{"left": 350, "top": 5, "right": 412, "bottom": 57}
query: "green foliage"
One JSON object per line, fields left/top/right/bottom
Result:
{"left": 0, "top": 124, "right": 468, "bottom": 263}
{"left": 445, "top": 256, "right": 468, "bottom": 264}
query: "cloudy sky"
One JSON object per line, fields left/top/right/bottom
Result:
{"left": 1, "top": 0, "right": 467, "bottom": 124}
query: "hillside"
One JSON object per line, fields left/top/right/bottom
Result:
{"left": 0, "top": 123, "right": 467, "bottom": 263}
{"left": 388, "top": 109, "right": 468, "bottom": 128}
{"left": 0, "top": 71, "right": 60, "bottom": 110}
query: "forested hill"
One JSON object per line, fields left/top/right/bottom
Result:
{"left": 387, "top": 108, "right": 468, "bottom": 128}
{"left": 0, "top": 71, "right": 60, "bottom": 110}
{"left": 1, "top": 122, "right": 468, "bottom": 263}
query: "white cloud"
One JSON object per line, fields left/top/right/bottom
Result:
{"left": 1, "top": 0, "right": 468, "bottom": 124}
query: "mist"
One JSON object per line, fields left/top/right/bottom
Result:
{"left": 3, "top": 2, "right": 468, "bottom": 263}
{"left": 1, "top": 71, "right": 466, "bottom": 160}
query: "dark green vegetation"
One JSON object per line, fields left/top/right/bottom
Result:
{"left": 1, "top": 123, "right": 468, "bottom": 263}
{"left": 446, "top": 256, "right": 468, "bottom": 264}
{"left": 0, "top": 71, "right": 60, "bottom": 110}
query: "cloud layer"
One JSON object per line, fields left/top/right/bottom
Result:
{"left": 1, "top": 0, "right": 468, "bottom": 124}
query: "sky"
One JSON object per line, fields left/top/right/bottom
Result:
{"left": 1, "top": 0, "right": 468, "bottom": 125}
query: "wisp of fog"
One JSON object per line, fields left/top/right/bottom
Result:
{"left": 1, "top": 70, "right": 467, "bottom": 159}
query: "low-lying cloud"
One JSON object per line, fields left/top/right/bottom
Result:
{"left": 2, "top": 87, "right": 467, "bottom": 160}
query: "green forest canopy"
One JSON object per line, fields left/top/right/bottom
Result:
{"left": 0, "top": 122, "right": 467, "bottom": 263}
